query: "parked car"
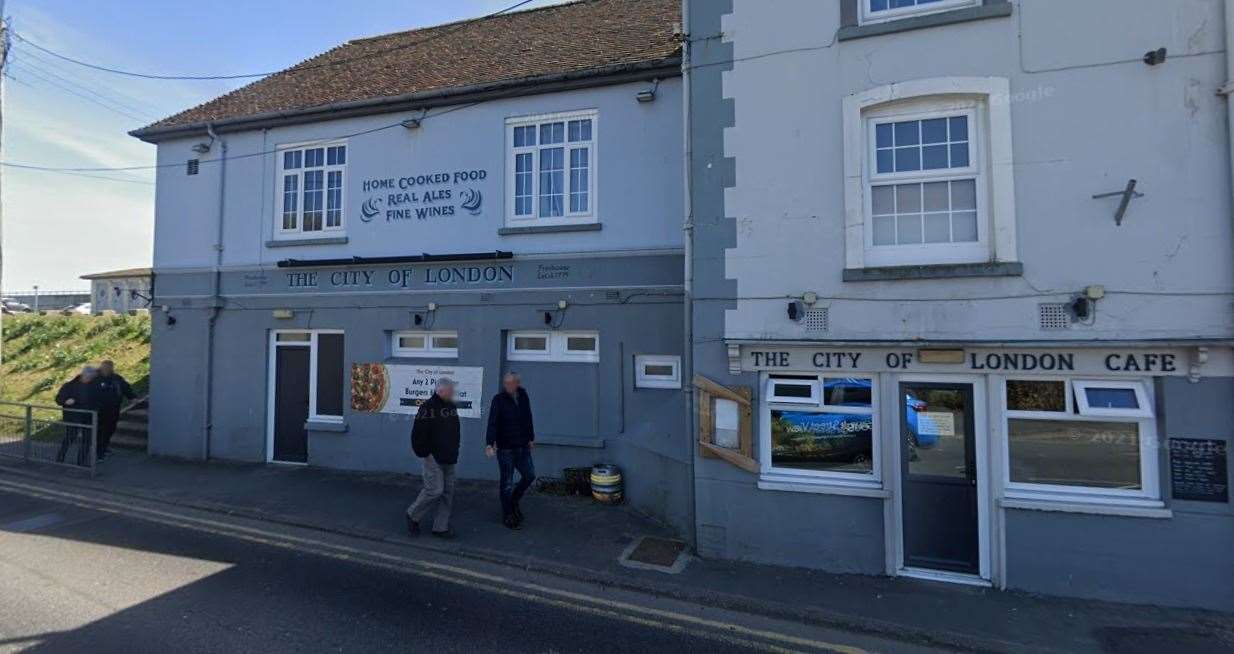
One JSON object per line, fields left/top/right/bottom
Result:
{"left": 1, "top": 298, "right": 32, "bottom": 313}
{"left": 61, "top": 302, "right": 92, "bottom": 315}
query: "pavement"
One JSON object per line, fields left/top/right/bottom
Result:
{"left": 1, "top": 451, "right": 1232, "bottom": 653}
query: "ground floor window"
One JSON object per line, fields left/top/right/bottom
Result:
{"left": 507, "top": 330, "right": 599, "bottom": 363}
{"left": 1004, "top": 378, "right": 1158, "bottom": 502}
{"left": 392, "top": 330, "right": 458, "bottom": 358}
{"left": 763, "top": 374, "right": 879, "bottom": 482}
{"left": 635, "top": 355, "right": 681, "bottom": 389}
{"left": 275, "top": 330, "right": 345, "bottom": 422}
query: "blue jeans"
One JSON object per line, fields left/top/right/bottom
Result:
{"left": 497, "top": 446, "right": 536, "bottom": 518}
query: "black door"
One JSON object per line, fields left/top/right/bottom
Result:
{"left": 273, "top": 346, "right": 310, "bottom": 463}
{"left": 900, "top": 382, "right": 978, "bottom": 574}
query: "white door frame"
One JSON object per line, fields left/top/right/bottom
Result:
{"left": 266, "top": 330, "right": 313, "bottom": 465}
{"left": 883, "top": 372, "right": 993, "bottom": 586}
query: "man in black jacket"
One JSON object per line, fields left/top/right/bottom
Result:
{"left": 485, "top": 372, "right": 536, "bottom": 529}
{"left": 93, "top": 360, "right": 136, "bottom": 460}
{"left": 55, "top": 366, "right": 101, "bottom": 465}
{"left": 406, "top": 378, "right": 461, "bottom": 538}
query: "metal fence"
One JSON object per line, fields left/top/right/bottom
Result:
{"left": 0, "top": 400, "right": 97, "bottom": 476}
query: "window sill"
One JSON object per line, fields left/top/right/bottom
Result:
{"left": 267, "top": 236, "right": 349, "bottom": 248}
{"left": 999, "top": 496, "right": 1171, "bottom": 519}
{"left": 839, "top": 2, "right": 1012, "bottom": 41}
{"left": 758, "top": 475, "right": 889, "bottom": 498}
{"left": 305, "top": 420, "right": 348, "bottom": 433}
{"left": 843, "top": 261, "right": 1023, "bottom": 282}
{"left": 536, "top": 434, "right": 605, "bottom": 449}
{"left": 498, "top": 222, "right": 602, "bottom": 236}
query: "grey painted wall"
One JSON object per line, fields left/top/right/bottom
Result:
{"left": 687, "top": 0, "right": 1234, "bottom": 610}
{"left": 148, "top": 254, "right": 690, "bottom": 531}
{"left": 152, "top": 79, "right": 683, "bottom": 272}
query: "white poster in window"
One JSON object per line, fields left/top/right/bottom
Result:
{"left": 351, "top": 363, "right": 484, "bottom": 419}
{"left": 916, "top": 411, "right": 956, "bottom": 437}
{"left": 713, "top": 398, "right": 740, "bottom": 449}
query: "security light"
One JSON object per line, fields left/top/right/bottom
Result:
{"left": 401, "top": 118, "right": 422, "bottom": 130}
{"left": 636, "top": 78, "right": 660, "bottom": 103}
{"left": 191, "top": 142, "right": 212, "bottom": 154}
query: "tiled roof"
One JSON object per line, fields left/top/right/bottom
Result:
{"left": 136, "top": 0, "right": 680, "bottom": 137}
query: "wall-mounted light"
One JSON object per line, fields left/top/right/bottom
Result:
{"left": 543, "top": 311, "right": 553, "bottom": 325}
{"left": 272, "top": 309, "right": 294, "bottom": 320}
{"left": 1143, "top": 47, "right": 1167, "bottom": 66}
{"left": 636, "top": 78, "right": 661, "bottom": 103}
{"left": 787, "top": 301, "right": 802, "bottom": 322}
{"left": 191, "top": 138, "right": 213, "bottom": 154}
{"left": 401, "top": 118, "right": 422, "bottom": 130}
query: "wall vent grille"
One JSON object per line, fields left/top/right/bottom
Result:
{"left": 186, "top": 158, "right": 199, "bottom": 176}
{"left": 803, "top": 308, "right": 829, "bottom": 333}
{"left": 1038, "top": 303, "right": 1071, "bottom": 330}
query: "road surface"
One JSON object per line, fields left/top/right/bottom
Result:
{"left": 0, "top": 476, "right": 946, "bottom": 653}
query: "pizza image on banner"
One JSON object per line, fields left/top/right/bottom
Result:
{"left": 350, "top": 363, "right": 390, "bottom": 412}
{"left": 350, "top": 363, "right": 484, "bottom": 419}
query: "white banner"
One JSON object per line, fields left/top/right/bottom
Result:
{"left": 351, "top": 363, "right": 484, "bottom": 419}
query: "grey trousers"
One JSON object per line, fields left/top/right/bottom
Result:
{"left": 406, "top": 455, "right": 455, "bottom": 533}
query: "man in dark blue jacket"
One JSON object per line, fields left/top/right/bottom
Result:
{"left": 485, "top": 372, "right": 536, "bottom": 529}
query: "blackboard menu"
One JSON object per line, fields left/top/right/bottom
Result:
{"left": 1169, "top": 438, "right": 1229, "bottom": 503}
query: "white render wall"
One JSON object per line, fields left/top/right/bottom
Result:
{"left": 151, "top": 78, "right": 683, "bottom": 271}
{"left": 719, "top": 0, "right": 1234, "bottom": 342}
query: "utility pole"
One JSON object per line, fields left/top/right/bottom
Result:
{"left": 0, "top": 1, "right": 9, "bottom": 368}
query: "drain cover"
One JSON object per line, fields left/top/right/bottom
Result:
{"left": 620, "top": 536, "right": 688, "bottom": 573}
{"left": 1096, "top": 627, "right": 1233, "bottom": 654}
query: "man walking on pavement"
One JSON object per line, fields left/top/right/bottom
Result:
{"left": 54, "top": 366, "right": 101, "bottom": 465}
{"left": 93, "top": 360, "right": 136, "bottom": 460}
{"left": 407, "top": 378, "right": 461, "bottom": 539}
{"left": 485, "top": 372, "right": 536, "bottom": 530}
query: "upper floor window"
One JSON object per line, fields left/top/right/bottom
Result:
{"left": 278, "top": 142, "right": 347, "bottom": 236}
{"left": 506, "top": 110, "right": 596, "bottom": 225}
{"left": 842, "top": 77, "right": 1017, "bottom": 271}
{"left": 861, "top": 0, "right": 977, "bottom": 24}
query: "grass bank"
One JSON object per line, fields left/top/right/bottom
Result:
{"left": 1, "top": 313, "right": 151, "bottom": 407}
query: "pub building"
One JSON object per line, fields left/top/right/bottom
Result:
{"left": 685, "top": 0, "right": 1234, "bottom": 610}
{"left": 131, "top": 0, "right": 694, "bottom": 532}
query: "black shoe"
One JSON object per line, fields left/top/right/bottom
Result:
{"left": 513, "top": 505, "right": 524, "bottom": 523}
{"left": 503, "top": 515, "right": 521, "bottom": 530}
{"left": 406, "top": 517, "right": 421, "bottom": 537}
{"left": 431, "top": 529, "right": 456, "bottom": 539}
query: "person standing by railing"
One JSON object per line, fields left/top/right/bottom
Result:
{"left": 54, "top": 366, "right": 101, "bottom": 465}
{"left": 94, "top": 360, "right": 136, "bottom": 460}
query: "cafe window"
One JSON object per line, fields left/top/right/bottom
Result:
{"left": 764, "top": 375, "right": 879, "bottom": 482}
{"left": 392, "top": 331, "right": 458, "bottom": 358}
{"left": 507, "top": 330, "right": 599, "bottom": 363}
{"left": 635, "top": 355, "right": 681, "bottom": 389}
{"left": 506, "top": 110, "right": 596, "bottom": 225}
{"left": 310, "top": 330, "right": 345, "bottom": 422}
{"left": 1004, "top": 378, "right": 1159, "bottom": 504}
{"left": 277, "top": 141, "right": 347, "bottom": 237}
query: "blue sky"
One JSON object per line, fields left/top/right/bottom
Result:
{"left": 2, "top": 0, "right": 560, "bottom": 291}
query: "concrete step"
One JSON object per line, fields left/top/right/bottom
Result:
{"left": 109, "top": 434, "right": 147, "bottom": 451}
{"left": 123, "top": 409, "right": 149, "bottom": 423}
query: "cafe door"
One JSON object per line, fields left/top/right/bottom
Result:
{"left": 898, "top": 380, "right": 983, "bottom": 578}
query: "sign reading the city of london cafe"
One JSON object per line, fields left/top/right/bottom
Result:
{"left": 359, "top": 169, "right": 488, "bottom": 223}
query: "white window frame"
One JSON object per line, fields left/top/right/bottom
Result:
{"left": 635, "top": 355, "right": 682, "bottom": 389}
{"left": 843, "top": 77, "right": 1016, "bottom": 270}
{"left": 859, "top": 0, "right": 979, "bottom": 25}
{"left": 1073, "top": 379, "right": 1153, "bottom": 419}
{"left": 760, "top": 374, "right": 882, "bottom": 489}
{"left": 391, "top": 330, "right": 459, "bottom": 359}
{"left": 1001, "top": 377, "right": 1160, "bottom": 507}
{"left": 507, "top": 330, "right": 599, "bottom": 363}
{"left": 505, "top": 109, "right": 598, "bottom": 227}
{"left": 270, "top": 329, "right": 345, "bottom": 425}
{"left": 767, "top": 377, "right": 820, "bottom": 405}
{"left": 275, "top": 140, "right": 348, "bottom": 239}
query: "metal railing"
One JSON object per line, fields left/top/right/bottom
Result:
{"left": 0, "top": 400, "right": 97, "bottom": 476}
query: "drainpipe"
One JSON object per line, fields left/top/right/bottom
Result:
{"left": 680, "top": 0, "right": 698, "bottom": 550}
{"left": 203, "top": 124, "right": 227, "bottom": 461}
